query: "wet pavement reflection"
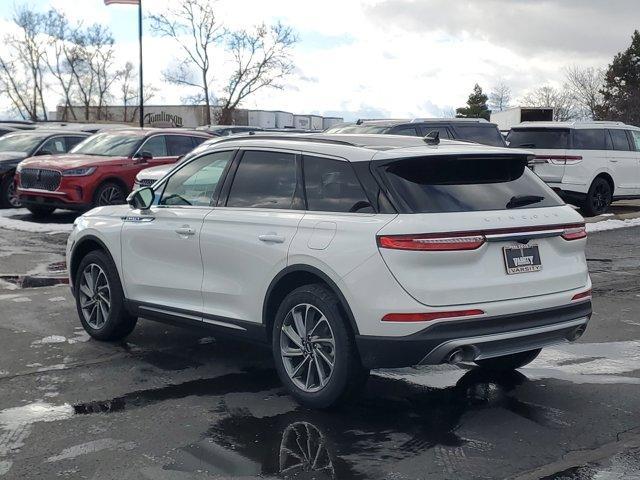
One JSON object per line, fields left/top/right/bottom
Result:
{"left": 161, "top": 368, "right": 563, "bottom": 479}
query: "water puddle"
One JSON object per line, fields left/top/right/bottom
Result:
{"left": 0, "top": 275, "right": 68, "bottom": 289}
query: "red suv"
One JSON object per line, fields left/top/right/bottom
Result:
{"left": 16, "top": 128, "right": 210, "bottom": 217}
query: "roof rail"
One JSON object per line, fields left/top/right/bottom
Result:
{"left": 209, "top": 133, "right": 359, "bottom": 147}
{"left": 410, "top": 117, "right": 489, "bottom": 123}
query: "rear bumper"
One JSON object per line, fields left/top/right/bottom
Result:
{"left": 355, "top": 301, "right": 592, "bottom": 369}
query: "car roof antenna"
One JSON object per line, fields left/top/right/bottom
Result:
{"left": 355, "top": 118, "right": 363, "bottom": 125}
{"left": 423, "top": 130, "right": 440, "bottom": 145}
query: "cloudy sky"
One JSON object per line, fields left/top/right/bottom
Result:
{"left": 0, "top": 0, "right": 639, "bottom": 120}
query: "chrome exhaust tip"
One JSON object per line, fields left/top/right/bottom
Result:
{"left": 568, "top": 325, "right": 586, "bottom": 342}
{"left": 446, "top": 348, "right": 465, "bottom": 365}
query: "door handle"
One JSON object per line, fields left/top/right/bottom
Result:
{"left": 609, "top": 159, "right": 619, "bottom": 163}
{"left": 258, "top": 233, "right": 285, "bottom": 244}
{"left": 175, "top": 226, "right": 196, "bottom": 236}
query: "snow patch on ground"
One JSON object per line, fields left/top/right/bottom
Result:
{"left": 586, "top": 217, "right": 640, "bottom": 233}
{"left": 32, "top": 335, "right": 67, "bottom": 345}
{"left": 0, "top": 209, "right": 73, "bottom": 234}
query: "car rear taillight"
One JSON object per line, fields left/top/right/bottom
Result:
{"left": 561, "top": 226, "right": 587, "bottom": 240}
{"left": 571, "top": 289, "right": 592, "bottom": 302}
{"left": 382, "top": 309, "right": 485, "bottom": 322}
{"left": 534, "top": 155, "right": 582, "bottom": 165}
{"left": 377, "top": 234, "right": 485, "bottom": 251}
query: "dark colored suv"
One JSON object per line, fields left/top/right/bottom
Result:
{"left": 324, "top": 119, "right": 506, "bottom": 147}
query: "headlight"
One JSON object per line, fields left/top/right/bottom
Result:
{"left": 62, "top": 167, "right": 96, "bottom": 177}
{"left": 16, "top": 164, "right": 23, "bottom": 173}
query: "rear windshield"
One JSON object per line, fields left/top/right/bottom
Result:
{"left": 507, "top": 128, "right": 569, "bottom": 149}
{"left": 379, "top": 156, "right": 563, "bottom": 213}
{"left": 453, "top": 125, "right": 505, "bottom": 147}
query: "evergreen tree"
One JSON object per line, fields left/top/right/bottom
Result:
{"left": 456, "top": 84, "right": 491, "bottom": 120}
{"left": 595, "top": 30, "right": 640, "bottom": 123}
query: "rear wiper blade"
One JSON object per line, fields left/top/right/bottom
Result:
{"left": 506, "top": 195, "right": 545, "bottom": 209}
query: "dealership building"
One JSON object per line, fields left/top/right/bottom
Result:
{"left": 54, "top": 105, "right": 343, "bottom": 130}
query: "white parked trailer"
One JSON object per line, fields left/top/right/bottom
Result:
{"left": 490, "top": 107, "right": 554, "bottom": 131}
{"left": 322, "top": 117, "right": 343, "bottom": 130}
{"left": 293, "top": 115, "right": 311, "bottom": 130}
{"left": 309, "top": 115, "right": 324, "bottom": 131}
{"left": 274, "top": 111, "right": 294, "bottom": 129}
{"left": 247, "top": 110, "right": 276, "bottom": 129}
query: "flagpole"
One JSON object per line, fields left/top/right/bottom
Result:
{"left": 138, "top": 0, "right": 144, "bottom": 129}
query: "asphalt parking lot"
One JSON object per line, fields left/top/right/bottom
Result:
{"left": 1, "top": 207, "right": 640, "bottom": 479}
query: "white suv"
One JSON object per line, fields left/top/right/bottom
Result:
{"left": 66, "top": 134, "right": 592, "bottom": 408}
{"left": 507, "top": 121, "right": 640, "bottom": 216}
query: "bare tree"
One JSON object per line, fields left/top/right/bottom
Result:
{"left": 564, "top": 66, "right": 605, "bottom": 120}
{"left": 489, "top": 81, "right": 512, "bottom": 112}
{"left": 521, "top": 85, "right": 578, "bottom": 121}
{"left": 150, "top": 0, "right": 225, "bottom": 124}
{"left": 0, "top": 6, "right": 48, "bottom": 120}
{"left": 118, "top": 62, "right": 156, "bottom": 123}
{"left": 218, "top": 22, "right": 296, "bottom": 124}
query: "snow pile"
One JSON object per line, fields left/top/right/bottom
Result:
{"left": 586, "top": 217, "right": 640, "bottom": 233}
{"left": 0, "top": 209, "right": 73, "bottom": 234}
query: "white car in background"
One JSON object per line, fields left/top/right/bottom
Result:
{"left": 67, "top": 133, "right": 592, "bottom": 408}
{"left": 507, "top": 121, "right": 640, "bottom": 216}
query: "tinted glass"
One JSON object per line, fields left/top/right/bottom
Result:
{"left": 65, "top": 136, "right": 86, "bottom": 150}
{"left": 507, "top": 128, "right": 570, "bottom": 149}
{"left": 422, "top": 127, "right": 451, "bottom": 139}
{"left": 454, "top": 125, "right": 505, "bottom": 147}
{"left": 303, "top": 156, "right": 371, "bottom": 212}
{"left": 191, "top": 136, "right": 207, "bottom": 147}
{"left": 631, "top": 130, "right": 640, "bottom": 151}
{"left": 40, "top": 137, "right": 67, "bottom": 154}
{"left": 391, "top": 127, "right": 419, "bottom": 136}
{"left": 167, "top": 135, "right": 196, "bottom": 156}
{"left": 160, "top": 151, "right": 233, "bottom": 206}
{"left": 141, "top": 135, "right": 167, "bottom": 157}
{"left": 380, "top": 156, "right": 562, "bottom": 213}
{"left": 573, "top": 129, "right": 606, "bottom": 150}
{"left": 609, "top": 129, "right": 631, "bottom": 151}
{"left": 0, "top": 132, "right": 49, "bottom": 154}
{"left": 227, "top": 151, "right": 297, "bottom": 209}
{"left": 71, "top": 132, "right": 141, "bottom": 156}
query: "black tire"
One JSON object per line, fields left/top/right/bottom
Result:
{"left": 74, "top": 250, "right": 137, "bottom": 341}
{"left": 93, "top": 181, "right": 127, "bottom": 207}
{"left": 272, "top": 283, "right": 369, "bottom": 408}
{"left": 474, "top": 348, "right": 541, "bottom": 371}
{"left": 0, "top": 173, "right": 21, "bottom": 208}
{"left": 581, "top": 177, "right": 612, "bottom": 217}
{"left": 27, "top": 205, "right": 56, "bottom": 218}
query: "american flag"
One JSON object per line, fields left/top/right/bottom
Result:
{"left": 104, "top": 0, "right": 140, "bottom": 5}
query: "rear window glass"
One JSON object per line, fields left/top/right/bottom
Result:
{"left": 453, "top": 125, "right": 505, "bottom": 147}
{"left": 507, "top": 128, "right": 569, "bottom": 149}
{"left": 380, "top": 156, "right": 562, "bottom": 213}
{"left": 573, "top": 129, "right": 607, "bottom": 150}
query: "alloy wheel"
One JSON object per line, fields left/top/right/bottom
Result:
{"left": 7, "top": 181, "right": 21, "bottom": 208}
{"left": 97, "top": 186, "right": 124, "bottom": 206}
{"left": 280, "top": 303, "right": 336, "bottom": 393}
{"left": 78, "top": 263, "right": 111, "bottom": 330}
{"left": 592, "top": 183, "right": 610, "bottom": 212}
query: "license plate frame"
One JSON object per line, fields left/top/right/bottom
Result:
{"left": 503, "top": 244, "right": 542, "bottom": 275}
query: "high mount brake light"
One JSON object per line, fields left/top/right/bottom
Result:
{"left": 382, "top": 309, "right": 485, "bottom": 322}
{"left": 377, "top": 234, "right": 485, "bottom": 251}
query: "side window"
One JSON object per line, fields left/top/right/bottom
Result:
{"left": 159, "top": 151, "right": 234, "bottom": 207}
{"left": 166, "top": 135, "right": 196, "bottom": 156}
{"left": 191, "top": 136, "right": 207, "bottom": 148}
{"left": 608, "top": 129, "right": 631, "bottom": 151}
{"left": 140, "top": 135, "right": 167, "bottom": 157}
{"left": 65, "top": 136, "right": 86, "bottom": 151}
{"left": 421, "top": 126, "right": 451, "bottom": 139}
{"left": 226, "top": 150, "right": 297, "bottom": 209}
{"left": 391, "top": 127, "right": 419, "bottom": 136}
{"left": 40, "top": 137, "right": 67, "bottom": 154}
{"left": 573, "top": 129, "right": 607, "bottom": 150}
{"left": 303, "top": 156, "right": 372, "bottom": 213}
{"left": 630, "top": 130, "right": 640, "bottom": 151}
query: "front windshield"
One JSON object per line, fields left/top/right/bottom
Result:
{"left": 71, "top": 132, "right": 141, "bottom": 156}
{"left": 0, "top": 133, "right": 47, "bottom": 154}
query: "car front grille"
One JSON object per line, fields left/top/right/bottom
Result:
{"left": 20, "top": 168, "right": 61, "bottom": 191}
{"left": 137, "top": 178, "right": 155, "bottom": 187}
